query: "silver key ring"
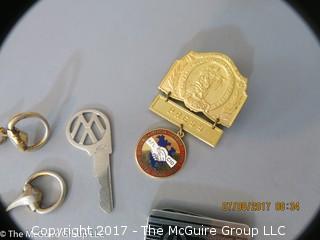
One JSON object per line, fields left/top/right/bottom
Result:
{"left": 6, "top": 170, "right": 67, "bottom": 214}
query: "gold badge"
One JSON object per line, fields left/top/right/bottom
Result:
{"left": 136, "top": 51, "right": 247, "bottom": 177}
{"left": 150, "top": 51, "right": 248, "bottom": 147}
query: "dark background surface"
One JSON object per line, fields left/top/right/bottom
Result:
{"left": 0, "top": 1, "right": 319, "bottom": 239}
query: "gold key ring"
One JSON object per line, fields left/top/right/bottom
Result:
{"left": 4, "top": 112, "right": 50, "bottom": 151}
{"left": 6, "top": 170, "right": 67, "bottom": 214}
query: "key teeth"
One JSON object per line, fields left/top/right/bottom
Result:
{"left": 101, "top": 205, "right": 112, "bottom": 214}
{"left": 99, "top": 188, "right": 113, "bottom": 213}
{"left": 97, "top": 164, "right": 113, "bottom": 214}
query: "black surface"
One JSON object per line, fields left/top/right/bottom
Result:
{"left": 0, "top": 1, "right": 319, "bottom": 239}
{"left": 0, "top": 0, "right": 37, "bottom": 50}
{"left": 0, "top": 201, "right": 28, "bottom": 239}
{"left": 285, "top": 0, "right": 320, "bottom": 42}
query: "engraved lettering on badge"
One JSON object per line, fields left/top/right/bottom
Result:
{"left": 167, "top": 107, "right": 204, "bottom": 132}
{"left": 150, "top": 95, "right": 223, "bottom": 147}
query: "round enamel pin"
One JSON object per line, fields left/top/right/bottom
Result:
{"left": 135, "top": 128, "right": 186, "bottom": 177}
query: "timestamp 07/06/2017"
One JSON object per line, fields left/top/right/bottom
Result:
{"left": 222, "top": 201, "right": 300, "bottom": 212}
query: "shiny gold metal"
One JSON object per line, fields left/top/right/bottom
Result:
{"left": 177, "top": 124, "right": 185, "bottom": 138}
{"left": 212, "top": 118, "right": 219, "bottom": 129}
{"left": 6, "top": 170, "right": 67, "bottom": 214}
{"left": 0, "top": 127, "right": 8, "bottom": 144}
{"left": 150, "top": 51, "right": 248, "bottom": 147}
{"left": 150, "top": 95, "right": 223, "bottom": 147}
{"left": 1, "top": 112, "right": 50, "bottom": 151}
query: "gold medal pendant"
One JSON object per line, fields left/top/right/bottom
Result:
{"left": 136, "top": 128, "right": 186, "bottom": 178}
{"left": 136, "top": 51, "right": 248, "bottom": 177}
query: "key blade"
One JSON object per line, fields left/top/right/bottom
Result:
{"left": 93, "top": 149, "right": 113, "bottom": 213}
{"left": 98, "top": 165, "right": 113, "bottom": 213}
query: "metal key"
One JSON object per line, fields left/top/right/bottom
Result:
{"left": 66, "top": 109, "right": 113, "bottom": 213}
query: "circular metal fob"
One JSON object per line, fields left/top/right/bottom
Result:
{"left": 136, "top": 128, "right": 186, "bottom": 178}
